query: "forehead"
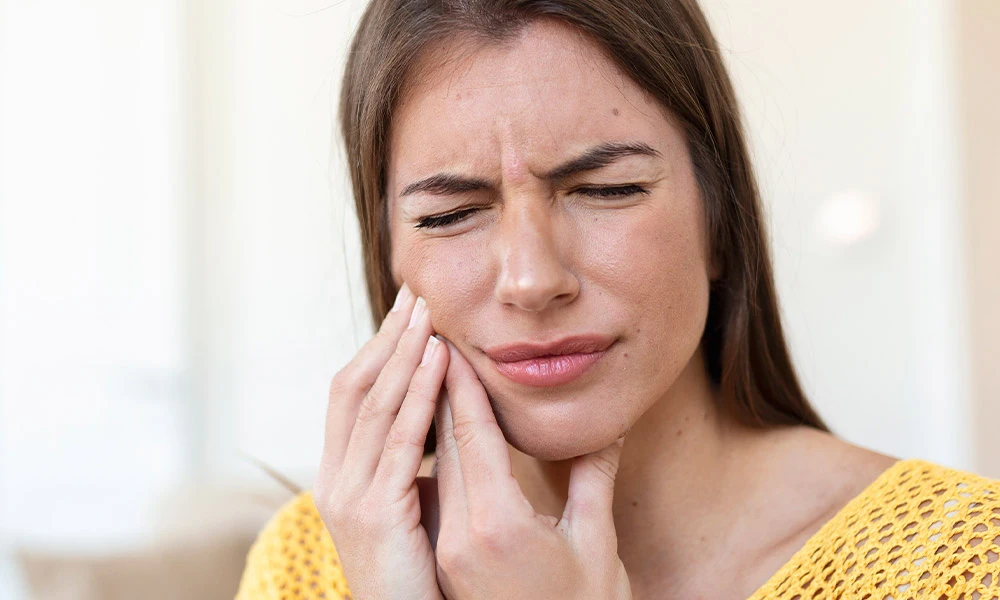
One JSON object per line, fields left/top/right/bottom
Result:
{"left": 387, "top": 19, "right": 668, "bottom": 187}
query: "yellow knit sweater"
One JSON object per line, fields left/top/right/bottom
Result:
{"left": 235, "top": 458, "right": 1000, "bottom": 599}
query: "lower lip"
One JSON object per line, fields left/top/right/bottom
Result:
{"left": 491, "top": 350, "right": 607, "bottom": 387}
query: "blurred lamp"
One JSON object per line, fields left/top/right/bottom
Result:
{"left": 816, "top": 190, "right": 882, "bottom": 247}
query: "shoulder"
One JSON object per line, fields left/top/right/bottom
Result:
{"left": 235, "top": 491, "right": 352, "bottom": 600}
{"left": 748, "top": 428, "right": 1000, "bottom": 598}
{"left": 768, "top": 456, "right": 1000, "bottom": 599}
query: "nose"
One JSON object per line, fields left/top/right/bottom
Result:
{"left": 493, "top": 198, "right": 580, "bottom": 312}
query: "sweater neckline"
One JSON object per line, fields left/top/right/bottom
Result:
{"left": 746, "top": 456, "right": 927, "bottom": 599}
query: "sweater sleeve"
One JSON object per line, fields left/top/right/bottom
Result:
{"left": 235, "top": 492, "right": 353, "bottom": 600}
{"left": 928, "top": 469, "right": 1000, "bottom": 599}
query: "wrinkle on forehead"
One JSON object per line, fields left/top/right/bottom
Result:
{"left": 387, "top": 18, "right": 676, "bottom": 207}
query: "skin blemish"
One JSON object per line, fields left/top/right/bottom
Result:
{"left": 676, "top": 429, "right": 683, "bottom": 437}
{"left": 632, "top": 500, "right": 639, "bottom": 507}
{"left": 612, "top": 107, "right": 620, "bottom": 116}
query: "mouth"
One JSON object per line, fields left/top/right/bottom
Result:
{"left": 483, "top": 334, "right": 615, "bottom": 387}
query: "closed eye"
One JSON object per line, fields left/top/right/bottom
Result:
{"left": 575, "top": 184, "right": 650, "bottom": 198}
{"left": 414, "top": 185, "right": 648, "bottom": 229}
{"left": 415, "top": 207, "right": 480, "bottom": 229}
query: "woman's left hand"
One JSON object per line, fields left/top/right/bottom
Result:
{"left": 432, "top": 340, "right": 632, "bottom": 600}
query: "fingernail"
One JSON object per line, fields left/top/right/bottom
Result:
{"left": 390, "top": 283, "right": 411, "bottom": 312}
{"left": 408, "top": 297, "right": 427, "bottom": 329}
{"left": 421, "top": 335, "right": 440, "bottom": 366}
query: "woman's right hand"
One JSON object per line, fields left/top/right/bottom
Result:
{"left": 314, "top": 283, "right": 449, "bottom": 600}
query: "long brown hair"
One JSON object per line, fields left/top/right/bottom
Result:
{"left": 339, "top": 0, "right": 830, "bottom": 450}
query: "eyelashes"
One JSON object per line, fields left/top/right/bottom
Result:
{"left": 416, "top": 208, "right": 479, "bottom": 229}
{"left": 576, "top": 184, "right": 649, "bottom": 198}
{"left": 414, "top": 184, "right": 650, "bottom": 229}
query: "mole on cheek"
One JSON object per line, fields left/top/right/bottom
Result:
{"left": 612, "top": 107, "right": 620, "bottom": 116}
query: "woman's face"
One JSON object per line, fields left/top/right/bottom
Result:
{"left": 386, "top": 20, "right": 713, "bottom": 461}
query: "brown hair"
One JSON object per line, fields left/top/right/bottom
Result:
{"left": 339, "top": 0, "right": 830, "bottom": 450}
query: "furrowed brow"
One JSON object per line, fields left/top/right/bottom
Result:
{"left": 543, "top": 142, "right": 661, "bottom": 181}
{"left": 399, "top": 174, "right": 491, "bottom": 197}
{"left": 398, "top": 141, "right": 659, "bottom": 198}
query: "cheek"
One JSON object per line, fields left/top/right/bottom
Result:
{"left": 590, "top": 199, "right": 709, "bottom": 302}
{"left": 647, "top": 211, "right": 709, "bottom": 311}
{"left": 643, "top": 209, "right": 711, "bottom": 383}
{"left": 393, "top": 237, "right": 492, "bottom": 339}
{"left": 588, "top": 197, "right": 710, "bottom": 364}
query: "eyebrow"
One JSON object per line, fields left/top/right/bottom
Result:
{"left": 398, "top": 141, "right": 661, "bottom": 198}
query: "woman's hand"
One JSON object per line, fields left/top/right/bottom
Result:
{"left": 433, "top": 340, "right": 632, "bottom": 600}
{"left": 314, "top": 284, "right": 449, "bottom": 600}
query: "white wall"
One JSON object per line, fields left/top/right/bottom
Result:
{"left": 702, "top": 0, "right": 970, "bottom": 467}
{"left": 187, "top": 0, "right": 372, "bottom": 484}
{"left": 0, "top": 0, "right": 192, "bottom": 539}
{"left": 0, "top": 0, "right": 191, "bottom": 596}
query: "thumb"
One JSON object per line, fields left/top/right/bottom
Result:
{"left": 562, "top": 435, "right": 625, "bottom": 541}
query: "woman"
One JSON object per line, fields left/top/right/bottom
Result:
{"left": 237, "top": 0, "right": 1000, "bottom": 598}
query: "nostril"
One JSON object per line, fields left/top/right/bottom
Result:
{"left": 493, "top": 236, "right": 580, "bottom": 311}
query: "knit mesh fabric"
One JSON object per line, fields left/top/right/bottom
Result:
{"left": 749, "top": 458, "right": 1000, "bottom": 599}
{"left": 236, "top": 458, "right": 1000, "bottom": 599}
{"left": 236, "top": 491, "right": 351, "bottom": 600}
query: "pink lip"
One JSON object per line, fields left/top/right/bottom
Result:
{"left": 484, "top": 335, "right": 615, "bottom": 387}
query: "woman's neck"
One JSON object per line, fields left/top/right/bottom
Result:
{"left": 507, "top": 349, "right": 776, "bottom": 595}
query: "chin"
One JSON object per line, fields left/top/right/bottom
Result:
{"left": 488, "top": 389, "right": 630, "bottom": 461}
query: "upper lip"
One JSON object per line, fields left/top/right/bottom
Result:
{"left": 483, "top": 334, "right": 615, "bottom": 362}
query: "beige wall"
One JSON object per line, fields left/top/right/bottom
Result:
{"left": 958, "top": 1, "right": 1000, "bottom": 477}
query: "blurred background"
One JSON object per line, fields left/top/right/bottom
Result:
{"left": 0, "top": 0, "right": 997, "bottom": 598}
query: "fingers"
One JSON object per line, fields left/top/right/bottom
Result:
{"left": 373, "top": 334, "right": 449, "bottom": 496}
{"left": 341, "top": 295, "right": 436, "bottom": 484}
{"left": 435, "top": 387, "right": 468, "bottom": 526}
{"left": 318, "top": 283, "right": 417, "bottom": 489}
{"left": 440, "top": 342, "right": 521, "bottom": 519}
{"left": 562, "top": 436, "right": 626, "bottom": 545}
